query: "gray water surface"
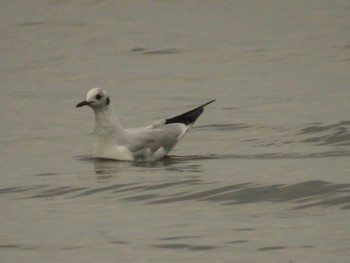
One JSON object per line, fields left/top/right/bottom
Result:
{"left": 1, "top": 1, "right": 350, "bottom": 262}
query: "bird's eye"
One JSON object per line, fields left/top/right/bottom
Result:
{"left": 96, "top": 94, "right": 102, "bottom": 100}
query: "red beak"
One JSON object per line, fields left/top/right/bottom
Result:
{"left": 76, "top": 100, "right": 91, "bottom": 107}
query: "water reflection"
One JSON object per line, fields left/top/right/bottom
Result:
{"left": 90, "top": 156, "right": 204, "bottom": 174}
{"left": 78, "top": 149, "right": 350, "bottom": 176}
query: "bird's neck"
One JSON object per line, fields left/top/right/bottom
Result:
{"left": 93, "top": 105, "right": 125, "bottom": 139}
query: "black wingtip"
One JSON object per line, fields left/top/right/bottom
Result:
{"left": 165, "top": 99, "right": 215, "bottom": 126}
{"left": 201, "top": 99, "right": 216, "bottom": 107}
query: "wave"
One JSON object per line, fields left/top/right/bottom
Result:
{"left": 2, "top": 179, "right": 349, "bottom": 210}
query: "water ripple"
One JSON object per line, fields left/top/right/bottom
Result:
{"left": 2, "top": 180, "right": 349, "bottom": 210}
{"left": 169, "top": 151, "right": 350, "bottom": 161}
{"left": 299, "top": 121, "right": 350, "bottom": 146}
{"left": 154, "top": 243, "right": 217, "bottom": 251}
{"left": 143, "top": 180, "right": 350, "bottom": 209}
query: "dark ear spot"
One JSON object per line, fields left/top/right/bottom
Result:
{"left": 106, "top": 97, "right": 110, "bottom": 105}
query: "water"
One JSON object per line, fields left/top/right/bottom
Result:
{"left": 1, "top": 1, "right": 350, "bottom": 262}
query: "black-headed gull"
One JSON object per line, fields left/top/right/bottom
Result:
{"left": 76, "top": 88, "right": 215, "bottom": 161}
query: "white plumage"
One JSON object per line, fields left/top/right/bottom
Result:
{"left": 76, "top": 88, "right": 214, "bottom": 161}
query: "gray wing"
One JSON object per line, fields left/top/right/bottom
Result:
{"left": 124, "top": 124, "right": 188, "bottom": 159}
{"left": 123, "top": 99, "right": 215, "bottom": 159}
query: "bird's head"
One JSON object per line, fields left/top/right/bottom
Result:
{"left": 76, "top": 88, "right": 110, "bottom": 109}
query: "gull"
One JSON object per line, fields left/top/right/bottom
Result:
{"left": 76, "top": 88, "right": 215, "bottom": 161}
